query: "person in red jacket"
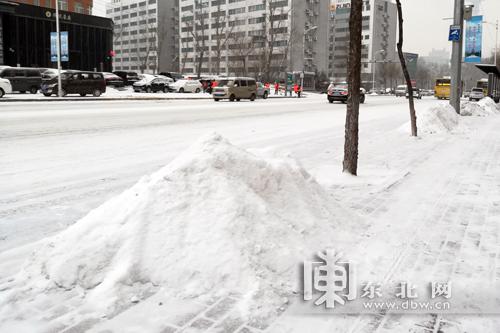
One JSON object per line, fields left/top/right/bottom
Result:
{"left": 274, "top": 82, "right": 279, "bottom": 95}
{"left": 293, "top": 83, "right": 299, "bottom": 97}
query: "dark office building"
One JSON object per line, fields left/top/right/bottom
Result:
{"left": 0, "top": 1, "right": 113, "bottom": 71}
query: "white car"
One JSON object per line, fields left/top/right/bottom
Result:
{"left": 469, "top": 87, "right": 484, "bottom": 101}
{"left": 0, "top": 78, "right": 12, "bottom": 98}
{"left": 169, "top": 79, "right": 203, "bottom": 93}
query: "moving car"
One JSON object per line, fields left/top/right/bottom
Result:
{"left": 469, "top": 87, "right": 485, "bottom": 101}
{"left": 0, "top": 67, "right": 43, "bottom": 94}
{"left": 0, "top": 77, "right": 12, "bottom": 98}
{"left": 133, "top": 76, "right": 172, "bottom": 93}
{"left": 256, "top": 82, "right": 270, "bottom": 99}
{"left": 169, "top": 79, "right": 203, "bottom": 93}
{"left": 159, "top": 72, "right": 184, "bottom": 82}
{"left": 406, "top": 88, "right": 422, "bottom": 99}
{"left": 327, "top": 83, "right": 365, "bottom": 104}
{"left": 113, "top": 71, "right": 140, "bottom": 86}
{"left": 41, "top": 71, "right": 106, "bottom": 97}
{"left": 103, "top": 72, "right": 125, "bottom": 87}
{"left": 212, "top": 77, "right": 258, "bottom": 101}
{"left": 395, "top": 84, "right": 407, "bottom": 97}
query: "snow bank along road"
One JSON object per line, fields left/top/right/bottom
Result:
{"left": 2, "top": 95, "right": 500, "bottom": 332}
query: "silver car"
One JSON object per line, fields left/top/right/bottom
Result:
{"left": 256, "top": 82, "right": 270, "bottom": 99}
{"left": 469, "top": 88, "right": 484, "bottom": 101}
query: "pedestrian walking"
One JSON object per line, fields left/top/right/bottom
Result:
{"left": 274, "top": 82, "right": 279, "bottom": 95}
{"left": 294, "top": 83, "right": 299, "bottom": 97}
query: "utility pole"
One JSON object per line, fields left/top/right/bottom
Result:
{"left": 55, "top": 0, "right": 62, "bottom": 97}
{"left": 450, "top": 0, "right": 464, "bottom": 113}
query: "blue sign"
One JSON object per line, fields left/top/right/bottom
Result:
{"left": 50, "top": 31, "right": 69, "bottom": 62}
{"left": 448, "top": 25, "right": 461, "bottom": 42}
{"left": 465, "top": 16, "right": 482, "bottom": 63}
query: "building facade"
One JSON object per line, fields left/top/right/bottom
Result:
{"left": 0, "top": 1, "right": 113, "bottom": 70}
{"left": 178, "top": 0, "right": 330, "bottom": 84}
{"left": 106, "top": 0, "right": 179, "bottom": 74}
{"left": 328, "top": 0, "right": 397, "bottom": 86}
{"left": 11, "top": 0, "right": 94, "bottom": 14}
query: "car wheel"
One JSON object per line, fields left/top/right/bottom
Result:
{"left": 80, "top": 93, "right": 86, "bottom": 97}
{"left": 179, "top": 88, "right": 185, "bottom": 93}
{"left": 0, "top": 88, "right": 4, "bottom": 98}
{"left": 236, "top": 98, "right": 241, "bottom": 101}
{"left": 250, "top": 94, "right": 256, "bottom": 101}
{"left": 214, "top": 98, "right": 220, "bottom": 102}
{"left": 360, "top": 95, "right": 365, "bottom": 104}
{"left": 162, "top": 87, "right": 166, "bottom": 93}
{"left": 92, "top": 89, "right": 102, "bottom": 97}
{"left": 195, "top": 88, "right": 200, "bottom": 93}
{"left": 20, "top": 91, "right": 26, "bottom": 94}
{"left": 43, "top": 93, "right": 51, "bottom": 97}
{"left": 263, "top": 91, "right": 268, "bottom": 99}
{"left": 30, "top": 86, "right": 38, "bottom": 94}
{"left": 146, "top": 87, "right": 152, "bottom": 93}
{"left": 229, "top": 94, "right": 235, "bottom": 102}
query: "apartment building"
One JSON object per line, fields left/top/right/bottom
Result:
{"left": 328, "top": 0, "right": 397, "bottom": 85}
{"left": 106, "top": 0, "right": 179, "bottom": 73}
{"left": 178, "top": 0, "right": 330, "bottom": 83}
{"left": 11, "top": 0, "right": 93, "bottom": 14}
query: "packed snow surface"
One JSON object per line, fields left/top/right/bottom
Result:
{"left": 400, "top": 102, "right": 460, "bottom": 134}
{"left": 1, "top": 133, "right": 356, "bottom": 325}
{"left": 461, "top": 97, "right": 500, "bottom": 116}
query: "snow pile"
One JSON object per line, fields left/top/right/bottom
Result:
{"left": 461, "top": 97, "right": 500, "bottom": 116}
{"left": 400, "top": 103, "right": 460, "bottom": 134}
{"left": 4, "top": 133, "right": 351, "bottom": 320}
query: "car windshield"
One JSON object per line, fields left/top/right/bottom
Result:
{"left": 218, "top": 80, "right": 234, "bottom": 86}
{"left": 472, "top": 88, "right": 483, "bottom": 92}
{"left": 334, "top": 84, "right": 348, "bottom": 89}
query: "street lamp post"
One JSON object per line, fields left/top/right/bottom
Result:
{"left": 301, "top": 26, "right": 318, "bottom": 93}
{"left": 55, "top": 0, "right": 62, "bottom": 97}
{"left": 450, "top": 0, "right": 465, "bottom": 113}
{"left": 371, "top": 49, "right": 385, "bottom": 92}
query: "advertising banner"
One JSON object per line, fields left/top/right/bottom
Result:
{"left": 50, "top": 31, "right": 69, "bottom": 62}
{"left": 465, "top": 15, "right": 482, "bottom": 63}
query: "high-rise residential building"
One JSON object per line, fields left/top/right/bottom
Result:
{"left": 106, "top": 0, "right": 179, "bottom": 74}
{"left": 328, "top": 0, "right": 397, "bottom": 86}
{"left": 11, "top": 0, "right": 94, "bottom": 14}
{"left": 178, "top": 0, "right": 330, "bottom": 85}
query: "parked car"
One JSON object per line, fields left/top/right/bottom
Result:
{"left": 464, "top": 90, "right": 471, "bottom": 98}
{"left": 133, "top": 76, "right": 172, "bottom": 93}
{"left": 327, "top": 83, "right": 365, "bottom": 103}
{"left": 212, "top": 77, "right": 257, "bottom": 102}
{"left": 395, "top": 84, "right": 407, "bottom": 97}
{"left": 0, "top": 77, "right": 12, "bottom": 98}
{"left": 169, "top": 79, "right": 203, "bottom": 93}
{"left": 103, "top": 72, "right": 125, "bottom": 87}
{"left": 113, "top": 71, "right": 140, "bottom": 85}
{"left": 469, "top": 87, "right": 485, "bottom": 101}
{"left": 0, "top": 67, "right": 43, "bottom": 94}
{"left": 256, "top": 82, "right": 270, "bottom": 99}
{"left": 406, "top": 88, "right": 422, "bottom": 99}
{"left": 41, "top": 71, "right": 106, "bottom": 97}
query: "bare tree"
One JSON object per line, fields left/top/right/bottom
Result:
{"left": 183, "top": 6, "right": 209, "bottom": 78}
{"left": 210, "top": 3, "right": 234, "bottom": 75}
{"left": 343, "top": 0, "right": 363, "bottom": 175}
{"left": 133, "top": 22, "right": 158, "bottom": 74}
{"left": 396, "top": 0, "right": 417, "bottom": 137}
{"left": 228, "top": 31, "right": 256, "bottom": 76}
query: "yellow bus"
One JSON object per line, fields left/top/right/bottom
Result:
{"left": 434, "top": 78, "right": 451, "bottom": 99}
{"left": 477, "top": 78, "right": 489, "bottom": 95}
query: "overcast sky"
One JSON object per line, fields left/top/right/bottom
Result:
{"left": 403, "top": 0, "right": 499, "bottom": 57}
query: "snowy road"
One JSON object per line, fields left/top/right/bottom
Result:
{"left": 0, "top": 95, "right": 431, "bottom": 252}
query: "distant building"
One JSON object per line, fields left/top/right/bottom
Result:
{"left": 328, "top": 0, "right": 398, "bottom": 86}
{"left": 422, "top": 48, "right": 450, "bottom": 65}
{"left": 0, "top": 1, "right": 113, "bottom": 71}
{"left": 10, "top": 0, "right": 93, "bottom": 15}
{"left": 106, "top": 0, "right": 179, "bottom": 74}
{"left": 177, "top": 0, "right": 330, "bottom": 86}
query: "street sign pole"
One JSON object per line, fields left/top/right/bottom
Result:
{"left": 55, "top": 0, "right": 62, "bottom": 97}
{"left": 450, "top": 0, "right": 464, "bottom": 114}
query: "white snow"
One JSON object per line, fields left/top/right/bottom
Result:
{"left": 461, "top": 97, "right": 500, "bottom": 117}
{"left": 0, "top": 133, "right": 359, "bottom": 329}
{"left": 400, "top": 102, "right": 461, "bottom": 134}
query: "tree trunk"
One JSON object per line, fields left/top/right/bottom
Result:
{"left": 342, "top": 0, "right": 363, "bottom": 175}
{"left": 396, "top": 0, "right": 417, "bottom": 137}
